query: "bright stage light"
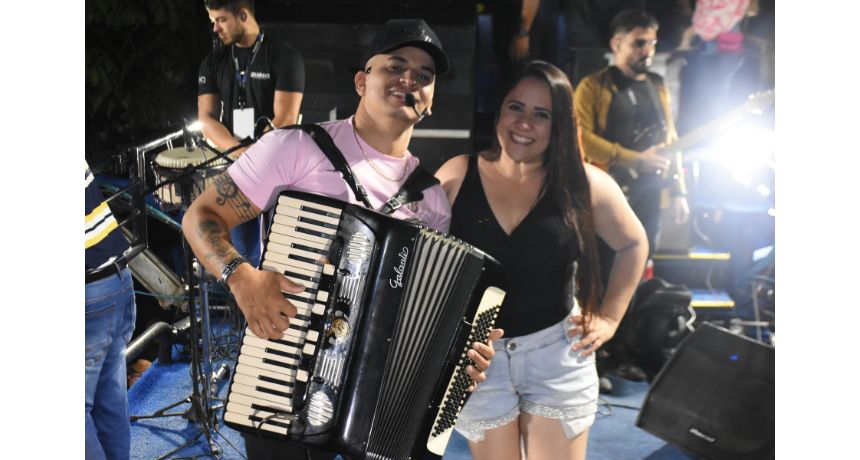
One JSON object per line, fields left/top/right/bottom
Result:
{"left": 694, "top": 123, "right": 775, "bottom": 186}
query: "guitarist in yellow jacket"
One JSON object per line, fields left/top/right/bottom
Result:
{"left": 574, "top": 9, "right": 689, "bottom": 283}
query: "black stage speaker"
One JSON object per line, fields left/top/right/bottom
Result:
{"left": 636, "top": 322, "right": 774, "bottom": 460}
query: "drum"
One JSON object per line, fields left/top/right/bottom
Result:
{"left": 152, "top": 147, "right": 230, "bottom": 211}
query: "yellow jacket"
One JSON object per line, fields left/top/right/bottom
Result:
{"left": 574, "top": 67, "right": 687, "bottom": 197}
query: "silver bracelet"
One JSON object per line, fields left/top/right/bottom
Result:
{"left": 220, "top": 257, "right": 249, "bottom": 288}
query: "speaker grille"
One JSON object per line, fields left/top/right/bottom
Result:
{"left": 637, "top": 323, "right": 774, "bottom": 460}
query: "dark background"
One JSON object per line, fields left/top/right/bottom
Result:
{"left": 85, "top": 0, "right": 774, "bottom": 173}
{"left": 86, "top": 0, "right": 211, "bottom": 170}
{"left": 85, "top": 0, "right": 480, "bottom": 173}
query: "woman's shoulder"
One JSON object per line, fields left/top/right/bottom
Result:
{"left": 583, "top": 162, "right": 611, "bottom": 182}
{"left": 436, "top": 154, "right": 471, "bottom": 178}
{"left": 584, "top": 162, "right": 627, "bottom": 206}
{"left": 435, "top": 153, "right": 475, "bottom": 205}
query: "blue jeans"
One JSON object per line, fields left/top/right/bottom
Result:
{"left": 85, "top": 268, "right": 136, "bottom": 460}
{"left": 231, "top": 217, "right": 262, "bottom": 267}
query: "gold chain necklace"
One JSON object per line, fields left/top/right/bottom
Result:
{"left": 352, "top": 125, "right": 410, "bottom": 183}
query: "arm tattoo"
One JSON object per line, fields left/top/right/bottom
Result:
{"left": 197, "top": 219, "right": 241, "bottom": 269}
{"left": 212, "top": 173, "right": 256, "bottom": 223}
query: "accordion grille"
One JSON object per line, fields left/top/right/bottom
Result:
{"left": 367, "top": 229, "right": 471, "bottom": 459}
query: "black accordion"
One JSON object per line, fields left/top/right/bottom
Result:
{"left": 224, "top": 191, "right": 506, "bottom": 459}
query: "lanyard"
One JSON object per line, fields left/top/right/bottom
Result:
{"left": 232, "top": 32, "right": 264, "bottom": 109}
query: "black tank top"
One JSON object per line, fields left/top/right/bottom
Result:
{"left": 450, "top": 156, "right": 580, "bottom": 337}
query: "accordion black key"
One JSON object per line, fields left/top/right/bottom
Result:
{"left": 223, "top": 191, "right": 506, "bottom": 459}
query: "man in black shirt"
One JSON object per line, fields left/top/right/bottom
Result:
{"left": 197, "top": 0, "right": 305, "bottom": 266}
{"left": 198, "top": 0, "right": 304, "bottom": 153}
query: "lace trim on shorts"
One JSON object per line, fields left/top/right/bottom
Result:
{"left": 520, "top": 399, "right": 598, "bottom": 420}
{"left": 456, "top": 406, "right": 520, "bottom": 441}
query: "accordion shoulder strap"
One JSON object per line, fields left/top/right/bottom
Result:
{"left": 279, "top": 123, "right": 439, "bottom": 215}
{"left": 378, "top": 165, "right": 440, "bottom": 215}
{"left": 282, "top": 123, "right": 373, "bottom": 209}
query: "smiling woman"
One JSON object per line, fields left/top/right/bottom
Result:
{"left": 435, "top": 60, "right": 648, "bottom": 460}
{"left": 494, "top": 77, "right": 553, "bottom": 166}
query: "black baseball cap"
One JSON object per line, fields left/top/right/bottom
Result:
{"left": 366, "top": 18, "right": 450, "bottom": 77}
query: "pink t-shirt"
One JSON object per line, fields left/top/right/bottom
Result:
{"left": 693, "top": 0, "right": 750, "bottom": 41}
{"left": 227, "top": 116, "right": 451, "bottom": 232}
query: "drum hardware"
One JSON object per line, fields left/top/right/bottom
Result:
{"left": 125, "top": 321, "right": 175, "bottom": 366}
{"left": 127, "top": 194, "right": 225, "bottom": 458}
{"left": 118, "top": 226, "right": 185, "bottom": 311}
{"left": 182, "top": 118, "right": 202, "bottom": 152}
{"left": 126, "top": 126, "right": 189, "bottom": 250}
{"left": 126, "top": 123, "right": 252, "bottom": 459}
{"left": 147, "top": 136, "right": 254, "bottom": 212}
{"left": 149, "top": 147, "right": 230, "bottom": 212}
{"left": 98, "top": 181, "right": 183, "bottom": 233}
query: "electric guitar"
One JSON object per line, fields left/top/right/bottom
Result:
{"left": 609, "top": 89, "right": 775, "bottom": 203}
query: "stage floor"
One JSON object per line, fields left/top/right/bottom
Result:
{"left": 127, "top": 330, "right": 695, "bottom": 460}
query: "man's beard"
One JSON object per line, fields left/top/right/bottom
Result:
{"left": 629, "top": 58, "right": 650, "bottom": 75}
{"left": 221, "top": 28, "right": 244, "bottom": 45}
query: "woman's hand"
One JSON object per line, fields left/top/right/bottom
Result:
{"left": 465, "top": 328, "right": 504, "bottom": 392}
{"left": 567, "top": 313, "right": 621, "bottom": 357}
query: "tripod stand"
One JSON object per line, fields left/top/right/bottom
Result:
{"left": 129, "top": 164, "right": 229, "bottom": 459}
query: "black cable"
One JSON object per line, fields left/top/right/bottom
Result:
{"left": 596, "top": 397, "right": 643, "bottom": 418}
{"left": 602, "top": 401, "right": 643, "bottom": 411}
{"left": 211, "top": 425, "right": 248, "bottom": 460}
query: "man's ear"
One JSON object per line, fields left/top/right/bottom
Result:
{"left": 354, "top": 70, "right": 366, "bottom": 96}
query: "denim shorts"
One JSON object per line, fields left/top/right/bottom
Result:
{"left": 454, "top": 315, "right": 598, "bottom": 442}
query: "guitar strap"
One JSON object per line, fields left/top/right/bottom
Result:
{"left": 604, "top": 68, "right": 667, "bottom": 148}
{"left": 642, "top": 75, "right": 668, "bottom": 142}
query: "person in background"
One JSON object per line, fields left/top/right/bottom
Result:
{"left": 574, "top": 9, "right": 690, "bottom": 277}
{"left": 86, "top": 161, "right": 138, "bottom": 460}
{"left": 574, "top": 8, "right": 690, "bottom": 391}
{"left": 197, "top": 0, "right": 305, "bottom": 267}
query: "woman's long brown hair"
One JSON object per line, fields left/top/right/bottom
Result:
{"left": 480, "top": 60, "right": 603, "bottom": 315}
